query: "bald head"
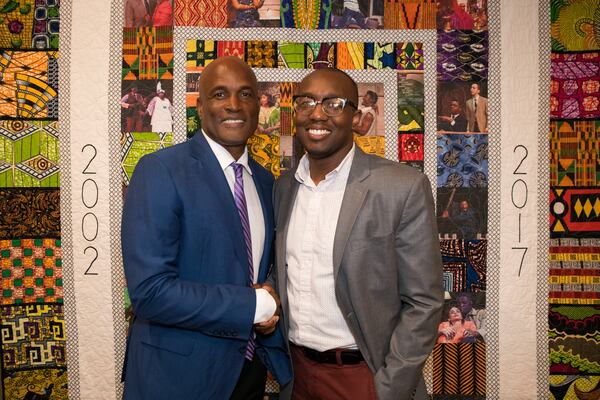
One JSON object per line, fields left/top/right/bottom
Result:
{"left": 198, "top": 57, "right": 258, "bottom": 102}
{"left": 298, "top": 68, "right": 358, "bottom": 105}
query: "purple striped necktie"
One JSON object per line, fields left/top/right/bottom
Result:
{"left": 231, "top": 162, "right": 256, "bottom": 360}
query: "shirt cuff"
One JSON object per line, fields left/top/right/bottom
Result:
{"left": 254, "top": 288, "right": 276, "bottom": 324}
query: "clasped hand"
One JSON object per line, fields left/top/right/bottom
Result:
{"left": 253, "top": 283, "right": 280, "bottom": 335}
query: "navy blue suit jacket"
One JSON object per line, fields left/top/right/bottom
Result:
{"left": 121, "top": 132, "right": 292, "bottom": 399}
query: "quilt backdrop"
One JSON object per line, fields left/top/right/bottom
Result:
{"left": 0, "top": 0, "right": 597, "bottom": 399}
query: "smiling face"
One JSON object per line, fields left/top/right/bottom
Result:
{"left": 196, "top": 57, "right": 259, "bottom": 159}
{"left": 294, "top": 69, "right": 358, "bottom": 164}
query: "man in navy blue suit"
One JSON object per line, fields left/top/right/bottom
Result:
{"left": 121, "top": 56, "right": 292, "bottom": 399}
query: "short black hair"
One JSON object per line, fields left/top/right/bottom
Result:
{"left": 365, "top": 90, "right": 378, "bottom": 103}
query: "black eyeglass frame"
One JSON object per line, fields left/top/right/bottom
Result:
{"left": 291, "top": 95, "right": 358, "bottom": 116}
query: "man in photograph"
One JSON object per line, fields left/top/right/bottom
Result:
{"left": 271, "top": 68, "right": 443, "bottom": 400}
{"left": 438, "top": 99, "right": 468, "bottom": 132}
{"left": 465, "top": 82, "right": 488, "bottom": 132}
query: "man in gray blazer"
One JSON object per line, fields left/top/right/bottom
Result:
{"left": 270, "top": 68, "right": 443, "bottom": 400}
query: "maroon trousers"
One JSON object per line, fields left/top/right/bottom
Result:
{"left": 290, "top": 345, "right": 377, "bottom": 400}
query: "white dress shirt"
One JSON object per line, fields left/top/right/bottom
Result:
{"left": 202, "top": 131, "right": 275, "bottom": 323}
{"left": 286, "top": 145, "right": 357, "bottom": 351}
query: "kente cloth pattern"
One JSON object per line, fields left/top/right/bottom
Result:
{"left": 0, "top": 120, "right": 60, "bottom": 187}
{"left": 548, "top": 305, "right": 600, "bottom": 375}
{"left": 549, "top": 238, "right": 600, "bottom": 305}
{"left": 432, "top": 343, "right": 486, "bottom": 396}
{"left": 384, "top": 0, "right": 436, "bottom": 29}
{"left": 550, "top": 120, "right": 600, "bottom": 187}
{"left": 437, "top": 134, "right": 488, "bottom": 188}
{"left": 280, "top": 0, "right": 331, "bottom": 29}
{"left": 0, "top": 0, "right": 59, "bottom": 50}
{"left": 121, "top": 132, "right": 173, "bottom": 185}
{"left": 550, "top": 52, "right": 600, "bottom": 120}
{"left": 440, "top": 239, "right": 487, "bottom": 293}
{"left": 1, "top": 239, "right": 63, "bottom": 305}
{"left": 551, "top": 0, "right": 600, "bottom": 52}
{"left": 174, "top": 0, "right": 227, "bottom": 27}
{"left": 122, "top": 27, "right": 174, "bottom": 81}
{"left": 0, "top": 51, "right": 58, "bottom": 119}
{"left": 437, "top": 30, "right": 488, "bottom": 82}
{"left": 398, "top": 132, "right": 423, "bottom": 162}
{"left": 436, "top": 187, "right": 488, "bottom": 240}
{"left": 0, "top": 188, "right": 60, "bottom": 238}
{"left": 2, "top": 367, "right": 67, "bottom": 399}
{"left": 550, "top": 187, "right": 600, "bottom": 238}
{"left": 549, "top": 375, "right": 600, "bottom": 400}
{"left": 1, "top": 304, "right": 66, "bottom": 371}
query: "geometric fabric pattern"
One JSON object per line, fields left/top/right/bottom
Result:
{"left": 0, "top": 120, "right": 60, "bottom": 187}
{"left": 432, "top": 343, "right": 486, "bottom": 396}
{"left": 174, "top": 0, "right": 227, "bottom": 27}
{"left": 383, "top": 0, "right": 436, "bottom": 29}
{"left": 440, "top": 239, "right": 487, "bottom": 293}
{"left": 437, "top": 134, "right": 488, "bottom": 188}
{"left": 0, "top": 0, "right": 59, "bottom": 50}
{"left": 1, "top": 238, "right": 63, "bottom": 305}
{"left": 122, "top": 27, "right": 174, "bottom": 81}
{"left": 437, "top": 30, "right": 488, "bottom": 82}
{"left": 548, "top": 305, "right": 600, "bottom": 376}
{"left": 550, "top": 120, "right": 600, "bottom": 187}
{"left": 550, "top": 187, "right": 600, "bottom": 238}
{"left": 549, "top": 238, "right": 600, "bottom": 305}
{"left": 186, "top": 40, "right": 421, "bottom": 72}
{"left": 0, "top": 188, "right": 60, "bottom": 238}
{"left": 0, "top": 303, "right": 66, "bottom": 371}
{"left": 0, "top": 51, "right": 58, "bottom": 119}
{"left": 550, "top": 52, "right": 600, "bottom": 120}
{"left": 121, "top": 132, "right": 173, "bottom": 186}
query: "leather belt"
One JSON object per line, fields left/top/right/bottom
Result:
{"left": 291, "top": 343, "right": 364, "bottom": 365}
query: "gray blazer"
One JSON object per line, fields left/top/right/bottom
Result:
{"left": 271, "top": 147, "right": 443, "bottom": 400}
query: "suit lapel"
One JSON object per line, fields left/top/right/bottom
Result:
{"left": 332, "top": 148, "right": 370, "bottom": 279}
{"left": 275, "top": 170, "right": 299, "bottom": 314}
{"left": 249, "top": 159, "right": 273, "bottom": 282}
{"left": 190, "top": 133, "right": 247, "bottom": 269}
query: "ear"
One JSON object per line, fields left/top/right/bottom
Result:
{"left": 196, "top": 96, "right": 204, "bottom": 119}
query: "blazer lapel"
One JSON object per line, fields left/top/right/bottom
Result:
{"left": 275, "top": 170, "right": 299, "bottom": 315}
{"left": 189, "top": 132, "right": 247, "bottom": 268}
{"left": 332, "top": 148, "right": 370, "bottom": 279}
{"left": 249, "top": 159, "right": 273, "bottom": 282}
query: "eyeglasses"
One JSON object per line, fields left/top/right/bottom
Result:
{"left": 292, "top": 95, "right": 357, "bottom": 117}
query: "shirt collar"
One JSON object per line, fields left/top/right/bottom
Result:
{"left": 202, "top": 130, "right": 252, "bottom": 175}
{"left": 295, "top": 144, "right": 355, "bottom": 185}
